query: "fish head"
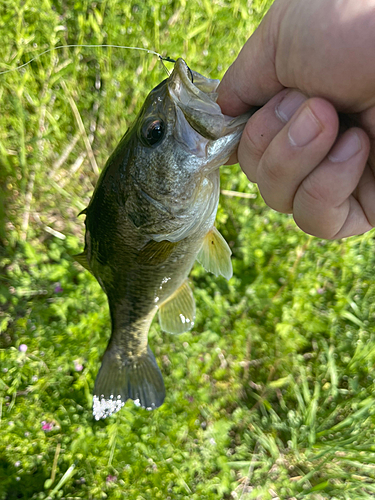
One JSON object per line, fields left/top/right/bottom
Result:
{"left": 123, "top": 58, "right": 255, "bottom": 238}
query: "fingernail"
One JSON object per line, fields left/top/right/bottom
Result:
{"left": 328, "top": 131, "right": 361, "bottom": 162}
{"left": 288, "top": 106, "right": 322, "bottom": 147}
{"left": 276, "top": 91, "right": 307, "bottom": 122}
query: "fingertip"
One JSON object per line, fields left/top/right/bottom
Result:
{"left": 275, "top": 89, "right": 308, "bottom": 123}
{"left": 328, "top": 127, "right": 370, "bottom": 164}
{"left": 235, "top": 89, "right": 308, "bottom": 183}
{"left": 254, "top": 97, "right": 340, "bottom": 213}
{"left": 299, "top": 98, "right": 340, "bottom": 145}
{"left": 292, "top": 126, "right": 371, "bottom": 239}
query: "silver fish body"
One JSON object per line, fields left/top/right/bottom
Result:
{"left": 76, "top": 59, "right": 255, "bottom": 419}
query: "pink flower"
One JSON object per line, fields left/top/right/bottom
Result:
{"left": 74, "top": 360, "right": 84, "bottom": 372}
{"left": 106, "top": 475, "right": 117, "bottom": 483}
{"left": 19, "top": 344, "right": 28, "bottom": 352}
{"left": 54, "top": 283, "right": 63, "bottom": 293}
{"left": 41, "top": 421, "right": 53, "bottom": 431}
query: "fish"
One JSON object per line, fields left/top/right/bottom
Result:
{"left": 75, "top": 58, "right": 255, "bottom": 420}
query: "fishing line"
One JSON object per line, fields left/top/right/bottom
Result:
{"left": 159, "top": 55, "right": 176, "bottom": 77}
{"left": 0, "top": 44, "right": 177, "bottom": 76}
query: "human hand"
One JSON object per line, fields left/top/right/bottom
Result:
{"left": 217, "top": 0, "right": 375, "bottom": 239}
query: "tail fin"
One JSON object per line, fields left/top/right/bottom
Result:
{"left": 93, "top": 345, "right": 165, "bottom": 420}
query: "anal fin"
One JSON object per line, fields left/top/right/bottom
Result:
{"left": 158, "top": 279, "right": 195, "bottom": 334}
{"left": 197, "top": 226, "right": 233, "bottom": 280}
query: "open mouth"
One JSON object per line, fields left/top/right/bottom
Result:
{"left": 168, "top": 58, "right": 228, "bottom": 141}
{"left": 168, "top": 58, "right": 253, "bottom": 145}
{"left": 172, "top": 58, "right": 220, "bottom": 96}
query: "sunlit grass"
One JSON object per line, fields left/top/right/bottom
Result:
{"left": 1, "top": 0, "right": 375, "bottom": 499}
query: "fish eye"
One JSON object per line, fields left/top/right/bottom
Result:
{"left": 143, "top": 119, "right": 165, "bottom": 146}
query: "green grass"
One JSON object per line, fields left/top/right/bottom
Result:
{"left": 1, "top": 0, "right": 375, "bottom": 499}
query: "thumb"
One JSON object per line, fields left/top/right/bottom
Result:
{"left": 217, "top": 8, "right": 284, "bottom": 116}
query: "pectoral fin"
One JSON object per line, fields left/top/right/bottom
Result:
{"left": 73, "top": 251, "right": 92, "bottom": 273}
{"left": 138, "top": 239, "right": 177, "bottom": 265}
{"left": 197, "top": 226, "right": 233, "bottom": 280}
{"left": 158, "top": 280, "right": 195, "bottom": 334}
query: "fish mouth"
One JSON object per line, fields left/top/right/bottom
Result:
{"left": 168, "top": 58, "right": 223, "bottom": 140}
{"left": 167, "top": 58, "right": 253, "bottom": 156}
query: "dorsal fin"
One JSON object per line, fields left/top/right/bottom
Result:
{"left": 197, "top": 226, "right": 233, "bottom": 280}
{"left": 158, "top": 279, "right": 195, "bottom": 334}
{"left": 73, "top": 251, "right": 92, "bottom": 273}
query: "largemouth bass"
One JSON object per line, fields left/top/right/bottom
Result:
{"left": 75, "top": 59, "right": 254, "bottom": 420}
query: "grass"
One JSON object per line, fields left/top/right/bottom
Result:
{"left": 1, "top": 0, "right": 375, "bottom": 499}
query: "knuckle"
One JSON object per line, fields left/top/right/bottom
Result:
{"left": 260, "top": 155, "right": 287, "bottom": 186}
{"left": 239, "top": 120, "right": 270, "bottom": 183}
{"left": 257, "top": 157, "right": 294, "bottom": 213}
{"left": 257, "top": 167, "right": 294, "bottom": 214}
{"left": 299, "top": 174, "right": 329, "bottom": 206}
